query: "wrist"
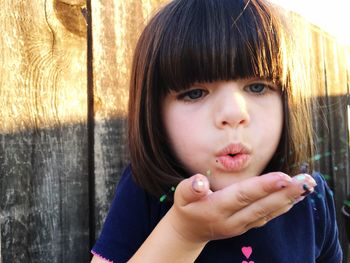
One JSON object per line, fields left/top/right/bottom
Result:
{"left": 129, "top": 206, "right": 207, "bottom": 263}
{"left": 167, "top": 206, "right": 209, "bottom": 248}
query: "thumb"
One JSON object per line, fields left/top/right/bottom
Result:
{"left": 175, "top": 174, "right": 210, "bottom": 207}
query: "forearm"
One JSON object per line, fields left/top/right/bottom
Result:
{"left": 128, "top": 207, "right": 208, "bottom": 263}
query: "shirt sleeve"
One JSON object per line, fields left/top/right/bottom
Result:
{"left": 314, "top": 173, "right": 343, "bottom": 263}
{"left": 91, "top": 166, "right": 152, "bottom": 263}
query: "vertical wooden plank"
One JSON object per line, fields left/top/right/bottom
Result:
{"left": 311, "top": 32, "right": 333, "bottom": 182}
{"left": 295, "top": 27, "right": 350, "bottom": 260}
{"left": 311, "top": 29, "right": 350, "bottom": 260}
{"left": 90, "top": 0, "right": 165, "bottom": 239}
{"left": 0, "top": 0, "right": 89, "bottom": 262}
{"left": 322, "top": 41, "right": 350, "bottom": 261}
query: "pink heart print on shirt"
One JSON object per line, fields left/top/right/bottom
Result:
{"left": 241, "top": 246, "right": 254, "bottom": 263}
{"left": 241, "top": 246, "right": 252, "bottom": 258}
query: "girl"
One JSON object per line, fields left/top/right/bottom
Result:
{"left": 91, "top": 0, "right": 343, "bottom": 262}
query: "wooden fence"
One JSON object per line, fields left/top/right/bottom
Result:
{"left": 0, "top": 1, "right": 349, "bottom": 262}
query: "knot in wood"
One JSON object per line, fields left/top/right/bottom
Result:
{"left": 54, "top": 0, "right": 87, "bottom": 38}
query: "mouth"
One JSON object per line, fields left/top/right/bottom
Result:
{"left": 217, "top": 142, "right": 251, "bottom": 156}
{"left": 216, "top": 143, "right": 251, "bottom": 172}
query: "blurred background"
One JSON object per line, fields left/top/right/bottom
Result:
{"left": 0, "top": 0, "right": 349, "bottom": 262}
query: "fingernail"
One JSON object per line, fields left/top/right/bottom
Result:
{"left": 301, "top": 184, "right": 314, "bottom": 196}
{"left": 293, "top": 174, "right": 317, "bottom": 188}
{"left": 192, "top": 179, "right": 205, "bottom": 193}
{"left": 293, "top": 174, "right": 306, "bottom": 182}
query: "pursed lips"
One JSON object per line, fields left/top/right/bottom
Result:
{"left": 216, "top": 142, "right": 251, "bottom": 157}
{"left": 216, "top": 142, "right": 251, "bottom": 171}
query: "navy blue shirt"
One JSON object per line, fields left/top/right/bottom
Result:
{"left": 92, "top": 166, "right": 343, "bottom": 262}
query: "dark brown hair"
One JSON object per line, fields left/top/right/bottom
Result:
{"left": 128, "top": 0, "right": 314, "bottom": 199}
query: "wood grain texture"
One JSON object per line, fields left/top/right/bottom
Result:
{"left": 321, "top": 39, "right": 350, "bottom": 262}
{"left": 310, "top": 32, "right": 350, "bottom": 261}
{"left": 0, "top": 0, "right": 89, "bottom": 262}
{"left": 90, "top": 0, "right": 165, "bottom": 238}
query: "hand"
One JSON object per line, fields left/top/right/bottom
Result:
{"left": 167, "top": 172, "right": 317, "bottom": 244}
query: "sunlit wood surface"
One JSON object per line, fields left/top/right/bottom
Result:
{"left": 0, "top": 0, "right": 89, "bottom": 261}
{"left": 91, "top": 0, "right": 167, "bottom": 242}
{"left": 0, "top": 0, "right": 349, "bottom": 262}
{"left": 0, "top": 0, "right": 88, "bottom": 134}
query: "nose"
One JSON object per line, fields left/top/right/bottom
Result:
{"left": 214, "top": 90, "right": 250, "bottom": 128}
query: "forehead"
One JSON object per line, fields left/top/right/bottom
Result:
{"left": 154, "top": 0, "right": 284, "bottom": 93}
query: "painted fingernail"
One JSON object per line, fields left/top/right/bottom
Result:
{"left": 301, "top": 184, "right": 313, "bottom": 196}
{"left": 192, "top": 179, "right": 205, "bottom": 193}
{"left": 293, "top": 174, "right": 306, "bottom": 182}
{"left": 293, "top": 174, "right": 317, "bottom": 188}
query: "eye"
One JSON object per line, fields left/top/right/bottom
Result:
{"left": 247, "top": 83, "right": 267, "bottom": 94}
{"left": 178, "top": 89, "right": 207, "bottom": 101}
{"left": 244, "top": 83, "right": 276, "bottom": 95}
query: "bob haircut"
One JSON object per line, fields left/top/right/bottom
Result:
{"left": 128, "top": 0, "right": 314, "bottom": 199}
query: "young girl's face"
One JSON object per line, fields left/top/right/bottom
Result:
{"left": 162, "top": 79, "right": 283, "bottom": 191}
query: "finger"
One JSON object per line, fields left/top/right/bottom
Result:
{"left": 231, "top": 176, "right": 316, "bottom": 230}
{"left": 174, "top": 174, "right": 211, "bottom": 207}
{"left": 291, "top": 173, "right": 317, "bottom": 194}
{"left": 211, "top": 172, "right": 293, "bottom": 213}
{"left": 244, "top": 198, "right": 297, "bottom": 229}
{"left": 244, "top": 195, "right": 303, "bottom": 230}
{"left": 246, "top": 215, "right": 270, "bottom": 229}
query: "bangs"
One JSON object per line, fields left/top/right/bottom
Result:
{"left": 157, "top": 0, "right": 285, "bottom": 92}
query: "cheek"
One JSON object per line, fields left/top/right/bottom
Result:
{"left": 267, "top": 97, "right": 283, "bottom": 128}
{"left": 165, "top": 114, "right": 194, "bottom": 150}
{"left": 268, "top": 101, "right": 284, "bottom": 148}
{"left": 162, "top": 104, "right": 205, "bottom": 171}
{"left": 257, "top": 98, "right": 283, "bottom": 148}
{"left": 275, "top": 101, "right": 284, "bottom": 137}
{"left": 163, "top": 102, "right": 203, "bottom": 140}
{"left": 268, "top": 110, "right": 283, "bottom": 137}
{"left": 164, "top": 107, "right": 182, "bottom": 139}
{"left": 162, "top": 105, "right": 189, "bottom": 154}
